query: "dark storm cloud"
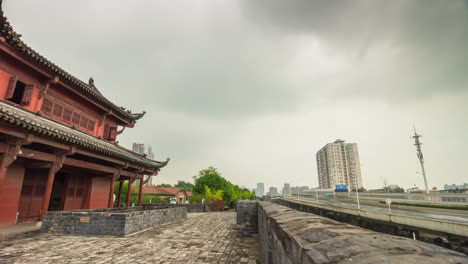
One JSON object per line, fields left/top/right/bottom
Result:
{"left": 7, "top": 0, "right": 468, "bottom": 120}
{"left": 3, "top": 1, "right": 468, "bottom": 189}
{"left": 5, "top": 0, "right": 313, "bottom": 119}
{"left": 240, "top": 0, "right": 468, "bottom": 100}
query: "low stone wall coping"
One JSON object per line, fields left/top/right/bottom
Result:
{"left": 236, "top": 201, "right": 468, "bottom": 264}
{"left": 42, "top": 206, "right": 187, "bottom": 237}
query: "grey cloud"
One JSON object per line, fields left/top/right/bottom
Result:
{"left": 3, "top": 0, "right": 467, "bottom": 190}
{"left": 6, "top": 0, "right": 468, "bottom": 120}
{"left": 240, "top": 0, "right": 468, "bottom": 101}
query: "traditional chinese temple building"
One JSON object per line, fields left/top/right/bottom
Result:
{"left": 0, "top": 3, "right": 168, "bottom": 225}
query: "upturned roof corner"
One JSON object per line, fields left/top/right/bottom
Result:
{"left": 0, "top": 4, "right": 142, "bottom": 124}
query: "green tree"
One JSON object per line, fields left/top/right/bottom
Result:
{"left": 156, "top": 183, "right": 172, "bottom": 187}
{"left": 204, "top": 186, "right": 223, "bottom": 203}
{"left": 193, "top": 166, "right": 256, "bottom": 206}
{"left": 114, "top": 182, "right": 139, "bottom": 205}
{"left": 175, "top": 180, "right": 194, "bottom": 191}
{"left": 389, "top": 187, "right": 405, "bottom": 193}
{"left": 193, "top": 167, "right": 228, "bottom": 194}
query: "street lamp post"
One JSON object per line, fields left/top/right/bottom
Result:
{"left": 355, "top": 178, "right": 360, "bottom": 210}
{"left": 355, "top": 164, "right": 364, "bottom": 210}
{"left": 315, "top": 187, "right": 318, "bottom": 203}
{"left": 416, "top": 172, "right": 430, "bottom": 201}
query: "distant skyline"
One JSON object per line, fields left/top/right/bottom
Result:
{"left": 4, "top": 0, "right": 468, "bottom": 190}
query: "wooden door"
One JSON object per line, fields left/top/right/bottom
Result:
{"left": 18, "top": 170, "right": 47, "bottom": 222}
{"left": 63, "top": 175, "right": 86, "bottom": 210}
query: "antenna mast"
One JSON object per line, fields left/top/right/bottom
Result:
{"left": 412, "top": 127, "right": 429, "bottom": 193}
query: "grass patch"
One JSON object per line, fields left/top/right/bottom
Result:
{"left": 378, "top": 201, "right": 468, "bottom": 211}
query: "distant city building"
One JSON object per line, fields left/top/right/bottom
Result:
{"left": 444, "top": 183, "right": 468, "bottom": 190}
{"left": 291, "top": 186, "right": 309, "bottom": 195}
{"left": 316, "top": 139, "right": 363, "bottom": 190}
{"left": 282, "top": 183, "right": 291, "bottom": 196}
{"left": 147, "top": 146, "right": 155, "bottom": 160}
{"left": 440, "top": 186, "right": 468, "bottom": 203}
{"left": 133, "top": 143, "right": 157, "bottom": 185}
{"left": 256, "top": 183, "right": 265, "bottom": 197}
{"left": 407, "top": 186, "right": 421, "bottom": 193}
{"left": 132, "top": 143, "right": 145, "bottom": 155}
{"left": 269, "top": 187, "right": 278, "bottom": 197}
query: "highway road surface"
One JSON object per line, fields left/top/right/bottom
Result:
{"left": 294, "top": 195, "right": 468, "bottom": 224}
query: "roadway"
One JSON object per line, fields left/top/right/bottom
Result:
{"left": 294, "top": 195, "right": 468, "bottom": 224}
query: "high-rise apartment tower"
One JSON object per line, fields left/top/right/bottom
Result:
{"left": 256, "top": 182, "right": 265, "bottom": 197}
{"left": 316, "top": 139, "right": 363, "bottom": 190}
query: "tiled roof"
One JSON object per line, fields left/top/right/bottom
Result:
{"left": 0, "top": 100, "right": 169, "bottom": 170}
{"left": 142, "top": 186, "right": 184, "bottom": 196}
{"left": 0, "top": 6, "right": 138, "bottom": 123}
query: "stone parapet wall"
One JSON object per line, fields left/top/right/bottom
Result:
{"left": 142, "top": 203, "right": 210, "bottom": 212}
{"left": 41, "top": 206, "right": 187, "bottom": 237}
{"left": 236, "top": 200, "right": 258, "bottom": 236}
{"left": 236, "top": 201, "right": 468, "bottom": 263}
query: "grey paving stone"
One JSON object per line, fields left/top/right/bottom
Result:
{"left": 0, "top": 212, "right": 260, "bottom": 264}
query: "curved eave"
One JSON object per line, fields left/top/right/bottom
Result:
{"left": 0, "top": 7, "right": 139, "bottom": 124}
{"left": 0, "top": 101, "right": 169, "bottom": 170}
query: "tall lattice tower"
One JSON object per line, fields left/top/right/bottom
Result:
{"left": 412, "top": 127, "right": 429, "bottom": 193}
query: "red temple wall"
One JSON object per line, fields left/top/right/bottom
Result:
{"left": 0, "top": 51, "right": 126, "bottom": 141}
{"left": 0, "top": 55, "right": 43, "bottom": 112}
{"left": 0, "top": 69, "right": 10, "bottom": 99}
{"left": 88, "top": 176, "right": 111, "bottom": 209}
{"left": 0, "top": 162, "right": 25, "bottom": 225}
{"left": 42, "top": 87, "right": 101, "bottom": 136}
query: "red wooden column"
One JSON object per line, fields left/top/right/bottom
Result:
{"left": 107, "top": 171, "right": 120, "bottom": 208}
{"left": 108, "top": 174, "right": 118, "bottom": 208}
{"left": 126, "top": 179, "right": 134, "bottom": 207}
{"left": 0, "top": 144, "right": 21, "bottom": 194}
{"left": 39, "top": 156, "right": 65, "bottom": 221}
{"left": 116, "top": 181, "right": 123, "bottom": 207}
{"left": 138, "top": 177, "right": 144, "bottom": 206}
{"left": 0, "top": 154, "right": 11, "bottom": 194}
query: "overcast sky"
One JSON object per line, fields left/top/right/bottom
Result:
{"left": 4, "top": 0, "right": 468, "bottom": 190}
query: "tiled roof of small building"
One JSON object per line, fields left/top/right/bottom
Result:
{"left": 0, "top": 100, "right": 169, "bottom": 170}
{"left": 0, "top": 6, "right": 139, "bottom": 123}
{"left": 142, "top": 186, "right": 184, "bottom": 196}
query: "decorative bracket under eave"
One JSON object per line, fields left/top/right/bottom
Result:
{"left": 38, "top": 76, "right": 59, "bottom": 99}
{"left": 116, "top": 126, "right": 125, "bottom": 136}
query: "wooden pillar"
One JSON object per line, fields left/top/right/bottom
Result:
{"left": 138, "top": 178, "right": 144, "bottom": 207}
{"left": 108, "top": 177, "right": 116, "bottom": 208}
{"left": 126, "top": 179, "right": 133, "bottom": 208}
{"left": 39, "top": 158, "right": 63, "bottom": 221}
{"left": 0, "top": 155, "right": 10, "bottom": 194}
{"left": 117, "top": 181, "right": 123, "bottom": 208}
{"left": 0, "top": 144, "right": 21, "bottom": 194}
{"left": 108, "top": 173, "right": 120, "bottom": 208}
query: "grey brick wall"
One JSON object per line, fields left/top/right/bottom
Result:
{"left": 41, "top": 206, "right": 187, "bottom": 237}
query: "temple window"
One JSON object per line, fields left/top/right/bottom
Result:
{"left": 5, "top": 76, "right": 33, "bottom": 105}
{"left": 103, "top": 124, "right": 117, "bottom": 141}
{"left": 41, "top": 96, "right": 96, "bottom": 134}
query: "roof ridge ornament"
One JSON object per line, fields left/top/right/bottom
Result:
{"left": 131, "top": 111, "right": 146, "bottom": 120}
{"left": 88, "top": 76, "right": 95, "bottom": 88}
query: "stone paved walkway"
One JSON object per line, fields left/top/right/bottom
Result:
{"left": 0, "top": 212, "right": 260, "bottom": 264}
